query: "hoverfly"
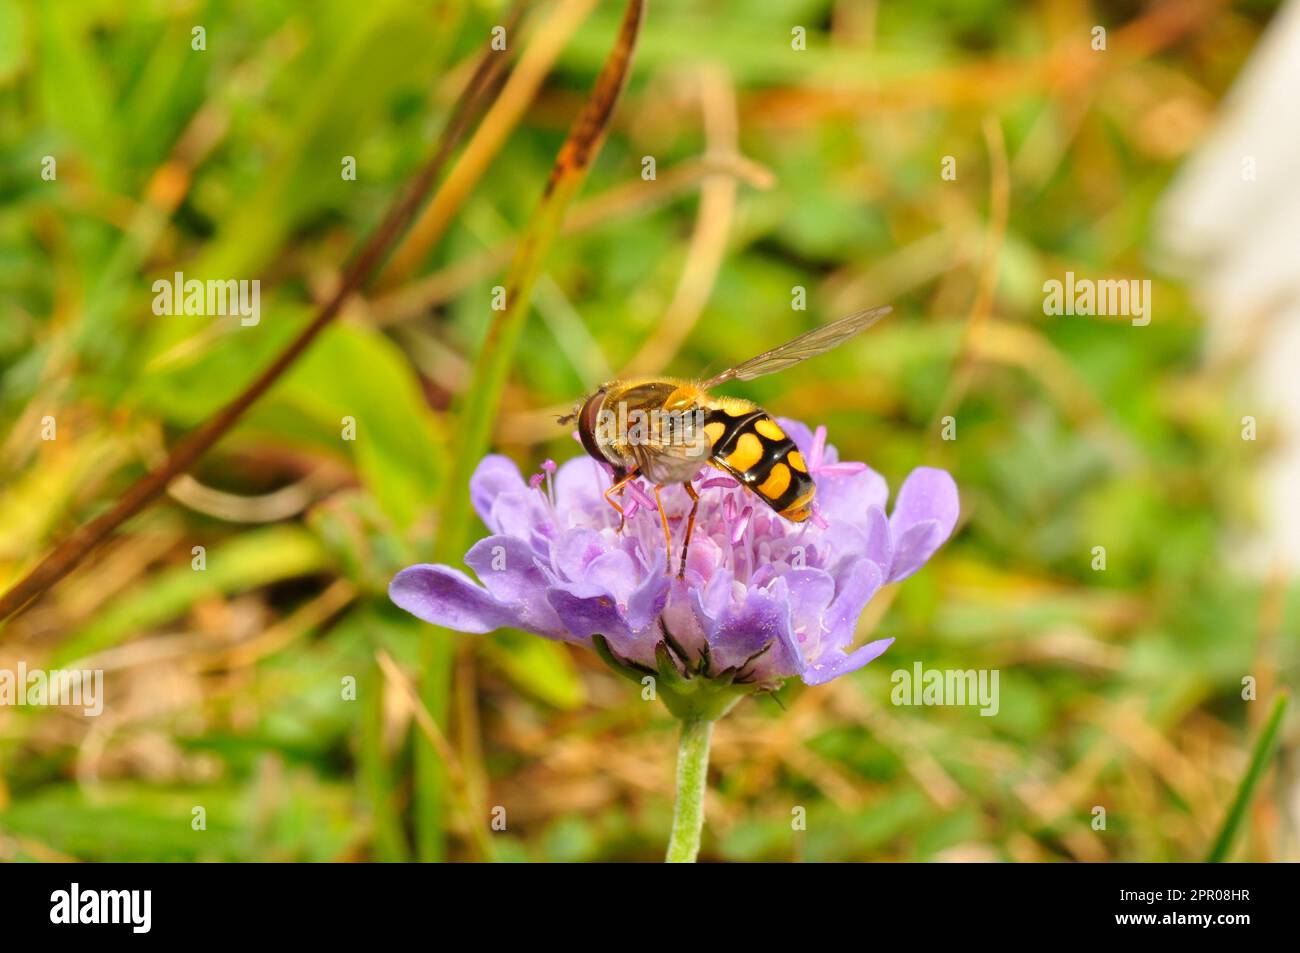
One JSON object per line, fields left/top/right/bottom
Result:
{"left": 561, "top": 306, "right": 890, "bottom": 577}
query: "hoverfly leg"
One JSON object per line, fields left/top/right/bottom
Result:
{"left": 603, "top": 468, "right": 638, "bottom": 533}
{"left": 678, "top": 482, "right": 699, "bottom": 579}
{"left": 652, "top": 484, "right": 673, "bottom": 575}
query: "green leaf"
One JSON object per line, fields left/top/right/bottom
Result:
{"left": 275, "top": 322, "right": 443, "bottom": 529}
{"left": 0, "top": 779, "right": 357, "bottom": 862}
{"left": 34, "top": 2, "right": 117, "bottom": 185}
{"left": 52, "top": 525, "right": 328, "bottom": 665}
{"left": 482, "top": 631, "right": 586, "bottom": 711}
{"left": 0, "top": 0, "right": 27, "bottom": 84}
{"left": 136, "top": 317, "right": 443, "bottom": 531}
{"left": 1205, "top": 693, "right": 1289, "bottom": 863}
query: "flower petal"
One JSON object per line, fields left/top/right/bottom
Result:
{"left": 488, "top": 490, "right": 552, "bottom": 540}
{"left": 624, "top": 552, "right": 671, "bottom": 633}
{"left": 888, "top": 519, "right": 945, "bottom": 582}
{"left": 680, "top": 532, "right": 726, "bottom": 584}
{"left": 464, "top": 536, "right": 564, "bottom": 637}
{"left": 550, "top": 527, "right": 609, "bottom": 580}
{"left": 583, "top": 548, "right": 640, "bottom": 603}
{"left": 546, "top": 587, "right": 636, "bottom": 653}
{"left": 887, "top": 467, "right": 959, "bottom": 581}
{"left": 661, "top": 579, "right": 710, "bottom": 658}
{"left": 890, "top": 466, "right": 959, "bottom": 535}
{"left": 821, "top": 556, "right": 884, "bottom": 651}
{"left": 389, "top": 565, "right": 520, "bottom": 634}
{"left": 470, "top": 456, "right": 528, "bottom": 529}
{"left": 554, "top": 456, "right": 610, "bottom": 525}
{"left": 775, "top": 568, "right": 836, "bottom": 654}
{"left": 802, "top": 637, "right": 895, "bottom": 686}
{"left": 704, "top": 587, "right": 803, "bottom": 680}
{"left": 814, "top": 465, "right": 889, "bottom": 524}
{"left": 863, "top": 504, "right": 892, "bottom": 573}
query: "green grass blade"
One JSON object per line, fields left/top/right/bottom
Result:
{"left": 359, "top": 659, "right": 408, "bottom": 862}
{"left": 413, "top": 0, "right": 646, "bottom": 862}
{"left": 1205, "top": 692, "right": 1289, "bottom": 862}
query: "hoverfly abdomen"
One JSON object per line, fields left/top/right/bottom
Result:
{"left": 703, "top": 405, "right": 815, "bottom": 522}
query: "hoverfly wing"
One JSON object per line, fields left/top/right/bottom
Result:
{"left": 702, "top": 306, "right": 891, "bottom": 389}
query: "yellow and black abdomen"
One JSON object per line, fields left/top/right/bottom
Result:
{"left": 702, "top": 404, "right": 815, "bottom": 522}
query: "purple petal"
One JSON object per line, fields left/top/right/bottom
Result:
{"left": 890, "top": 466, "right": 959, "bottom": 535}
{"left": 802, "top": 637, "right": 895, "bottom": 686}
{"left": 679, "top": 532, "right": 726, "bottom": 584}
{"left": 487, "top": 491, "right": 552, "bottom": 540}
{"left": 581, "top": 549, "right": 641, "bottom": 604}
{"left": 464, "top": 536, "right": 564, "bottom": 636}
{"left": 889, "top": 519, "right": 948, "bottom": 582}
{"left": 703, "top": 587, "right": 803, "bottom": 680}
{"left": 821, "top": 556, "right": 884, "bottom": 651}
{"left": 624, "top": 552, "right": 671, "bottom": 633}
{"left": 887, "top": 467, "right": 959, "bottom": 582}
{"left": 389, "top": 565, "right": 520, "bottom": 634}
{"left": 863, "top": 504, "right": 892, "bottom": 573}
{"left": 470, "top": 456, "right": 528, "bottom": 529}
{"left": 554, "top": 456, "right": 610, "bottom": 523}
{"left": 775, "top": 569, "right": 836, "bottom": 650}
{"left": 546, "top": 587, "right": 635, "bottom": 652}
{"left": 661, "top": 579, "right": 710, "bottom": 657}
{"left": 691, "top": 563, "right": 736, "bottom": 626}
{"left": 810, "top": 425, "right": 828, "bottom": 467}
{"left": 550, "top": 527, "right": 609, "bottom": 580}
{"left": 814, "top": 466, "right": 889, "bottom": 525}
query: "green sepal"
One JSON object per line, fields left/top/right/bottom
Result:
{"left": 591, "top": 633, "right": 773, "bottom": 722}
{"left": 591, "top": 634, "right": 653, "bottom": 685}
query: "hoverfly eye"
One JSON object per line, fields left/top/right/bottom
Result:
{"left": 577, "top": 390, "right": 607, "bottom": 463}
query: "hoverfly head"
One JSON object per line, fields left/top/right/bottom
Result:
{"left": 569, "top": 389, "right": 607, "bottom": 465}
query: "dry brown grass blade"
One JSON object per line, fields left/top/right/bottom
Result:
{"left": 743, "top": 0, "right": 1217, "bottom": 125}
{"left": 426, "top": 0, "right": 646, "bottom": 557}
{"left": 0, "top": 6, "right": 527, "bottom": 627}
{"left": 412, "top": 0, "right": 646, "bottom": 863}
{"left": 618, "top": 64, "right": 740, "bottom": 377}
{"left": 375, "top": 649, "right": 493, "bottom": 862}
{"left": 929, "top": 115, "right": 1008, "bottom": 432}
{"left": 367, "top": 151, "right": 773, "bottom": 328}
{"left": 376, "top": 0, "right": 599, "bottom": 289}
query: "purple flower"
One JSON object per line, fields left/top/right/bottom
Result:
{"left": 390, "top": 419, "right": 958, "bottom": 689}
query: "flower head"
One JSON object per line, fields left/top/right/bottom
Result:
{"left": 390, "top": 419, "right": 957, "bottom": 693}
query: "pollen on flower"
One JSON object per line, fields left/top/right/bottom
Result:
{"left": 389, "top": 417, "right": 959, "bottom": 689}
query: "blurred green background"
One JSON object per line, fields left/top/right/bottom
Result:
{"left": 1, "top": 0, "right": 1295, "bottom": 862}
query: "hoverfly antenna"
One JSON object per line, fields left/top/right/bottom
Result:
{"left": 556, "top": 397, "right": 586, "bottom": 427}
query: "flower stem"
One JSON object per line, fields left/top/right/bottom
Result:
{"left": 666, "top": 715, "right": 714, "bottom": 863}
